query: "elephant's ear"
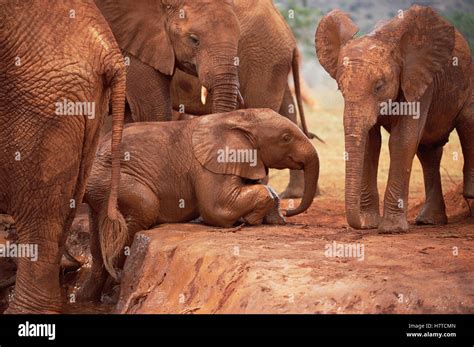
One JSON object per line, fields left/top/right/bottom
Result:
{"left": 96, "top": 0, "right": 175, "bottom": 76}
{"left": 315, "top": 9, "right": 359, "bottom": 79}
{"left": 398, "top": 5, "right": 455, "bottom": 102}
{"left": 192, "top": 111, "right": 266, "bottom": 180}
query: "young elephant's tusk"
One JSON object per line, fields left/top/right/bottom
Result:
{"left": 201, "top": 86, "right": 208, "bottom": 105}
{"left": 238, "top": 90, "right": 245, "bottom": 108}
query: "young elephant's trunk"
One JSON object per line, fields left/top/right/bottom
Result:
{"left": 286, "top": 147, "right": 320, "bottom": 216}
{"left": 198, "top": 44, "right": 240, "bottom": 114}
{"left": 99, "top": 62, "right": 128, "bottom": 280}
{"left": 343, "top": 102, "right": 375, "bottom": 229}
{"left": 211, "top": 78, "right": 240, "bottom": 113}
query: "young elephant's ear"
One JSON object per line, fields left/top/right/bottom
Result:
{"left": 96, "top": 0, "right": 175, "bottom": 76}
{"left": 398, "top": 5, "right": 455, "bottom": 102}
{"left": 315, "top": 9, "right": 359, "bottom": 79}
{"left": 192, "top": 111, "right": 267, "bottom": 180}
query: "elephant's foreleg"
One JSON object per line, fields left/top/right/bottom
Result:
{"left": 456, "top": 100, "right": 474, "bottom": 199}
{"left": 240, "top": 185, "right": 282, "bottom": 225}
{"left": 359, "top": 125, "right": 382, "bottom": 229}
{"left": 379, "top": 88, "right": 432, "bottom": 233}
{"left": 262, "top": 186, "right": 286, "bottom": 225}
{"left": 201, "top": 184, "right": 280, "bottom": 227}
{"left": 379, "top": 123, "right": 425, "bottom": 233}
{"left": 415, "top": 145, "right": 447, "bottom": 225}
{"left": 279, "top": 85, "right": 305, "bottom": 198}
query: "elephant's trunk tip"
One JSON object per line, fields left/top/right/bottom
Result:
{"left": 285, "top": 151, "right": 320, "bottom": 217}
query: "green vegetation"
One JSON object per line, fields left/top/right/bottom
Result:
{"left": 276, "top": 1, "right": 474, "bottom": 56}
{"left": 276, "top": 0, "right": 323, "bottom": 57}
{"left": 444, "top": 12, "right": 474, "bottom": 54}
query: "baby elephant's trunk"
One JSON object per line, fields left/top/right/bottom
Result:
{"left": 286, "top": 147, "right": 320, "bottom": 216}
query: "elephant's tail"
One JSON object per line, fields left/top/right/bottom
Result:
{"left": 292, "top": 49, "right": 324, "bottom": 143}
{"left": 99, "top": 62, "right": 128, "bottom": 280}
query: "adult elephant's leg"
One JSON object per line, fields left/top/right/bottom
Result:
{"left": 415, "top": 145, "right": 447, "bottom": 225}
{"left": 456, "top": 101, "right": 474, "bottom": 199}
{"left": 279, "top": 85, "right": 305, "bottom": 199}
{"left": 6, "top": 116, "right": 97, "bottom": 312}
{"left": 126, "top": 54, "right": 172, "bottom": 122}
{"left": 6, "top": 215, "right": 61, "bottom": 313}
{"left": 6, "top": 179, "right": 79, "bottom": 313}
{"left": 359, "top": 125, "right": 382, "bottom": 229}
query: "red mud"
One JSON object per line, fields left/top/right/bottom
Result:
{"left": 0, "top": 186, "right": 473, "bottom": 314}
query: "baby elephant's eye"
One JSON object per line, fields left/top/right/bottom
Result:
{"left": 374, "top": 80, "right": 384, "bottom": 94}
{"left": 188, "top": 34, "right": 200, "bottom": 47}
{"left": 282, "top": 134, "right": 292, "bottom": 143}
{"left": 161, "top": 0, "right": 172, "bottom": 10}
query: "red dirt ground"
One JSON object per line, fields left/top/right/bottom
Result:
{"left": 0, "top": 184, "right": 472, "bottom": 314}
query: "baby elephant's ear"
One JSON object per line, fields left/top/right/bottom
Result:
{"left": 316, "top": 9, "right": 359, "bottom": 79}
{"left": 192, "top": 112, "right": 267, "bottom": 180}
{"left": 398, "top": 5, "right": 455, "bottom": 102}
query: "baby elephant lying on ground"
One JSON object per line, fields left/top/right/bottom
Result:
{"left": 79, "top": 109, "right": 319, "bottom": 301}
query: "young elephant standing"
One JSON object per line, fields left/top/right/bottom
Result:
{"left": 315, "top": 5, "right": 473, "bottom": 233}
{"left": 0, "top": 0, "right": 125, "bottom": 313}
{"left": 80, "top": 109, "right": 319, "bottom": 301}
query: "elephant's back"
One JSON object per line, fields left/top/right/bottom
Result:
{"left": 1, "top": 1, "right": 115, "bottom": 66}
{"left": 87, "top": 120, "right": 197, "bottom": 217}
{"left": 0, "top": 0, "right": 123, "bottom": 133}
{"left": 235, "top": 0, "right": 296, "bottom": 55}
{"left": 93, "top": 121, "right": 196, "bottom": 186}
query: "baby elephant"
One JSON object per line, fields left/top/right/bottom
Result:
{"left": 79, "top": 109, "right": 319, "bottom": 301}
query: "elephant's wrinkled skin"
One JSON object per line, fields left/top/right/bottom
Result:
{"left": 96, "top": 0, "right": 241, "bottom": 119}
{"left": 79, "top": 109, "right": 319, "bottom": 302}
{"left": 316, "top": 5, "right": 473, "bottom": 233}
{"left": 171, "top": 0, "right": 314, "bottom": 198}
{"left": 0, "top": 0, "right": 125, "bottom": 313}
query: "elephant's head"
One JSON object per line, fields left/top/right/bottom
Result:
{"left": 97, "top": 0, "right": 241, "bottom": 113}
{"left": 315, "top": 5, "right": 455, "bottom": 228}
{"left": 192, "top": 109, "right": 319, "bottom": 216}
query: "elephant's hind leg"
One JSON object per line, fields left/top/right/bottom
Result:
{"left": 77, "top": 179, "right": 159, "bottom": 302}
{"left": 114, "top": 179, "right": 160, "bottom": 270}
{"left": 6, "top": 186, "right": 78, "bottom": 313}
{"left": 75, "top": 208, "right": 108, "bottom": 303}
{"left": 456, "top": 98, "right": 474, "bottom": 199}
{"left": 415, "top": 145, "right": 448, "bottom": 225}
